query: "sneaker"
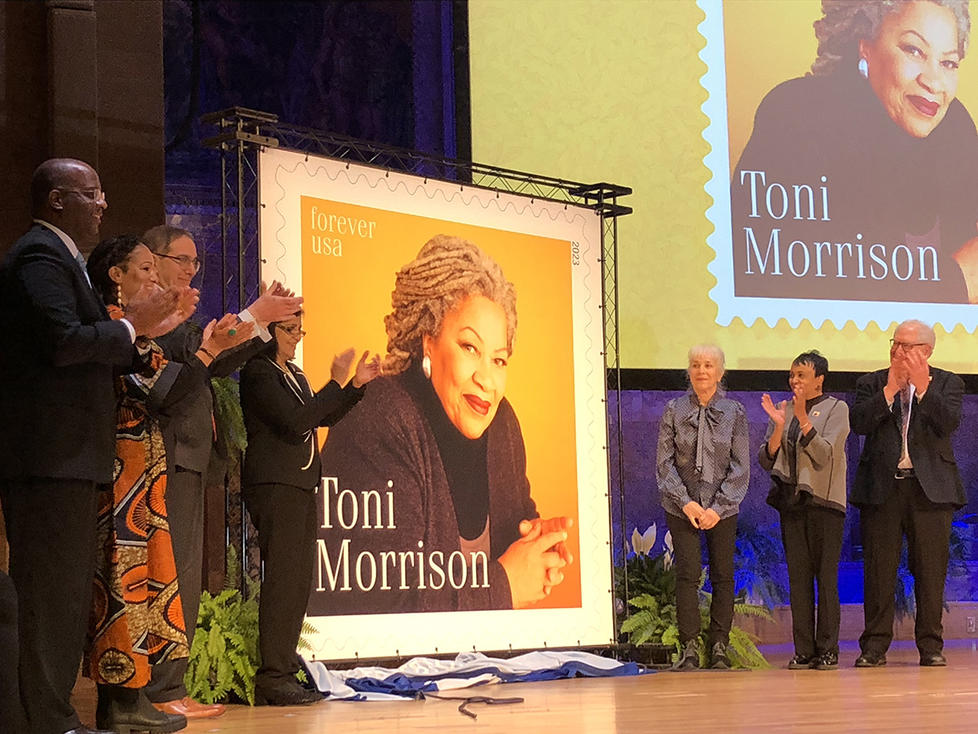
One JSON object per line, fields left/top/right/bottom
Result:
{"left": 787, "top": 654, "right": 815, "bottom": 670}
{"left": 672, "top": 640, "right": 700, "bottom": 670}
{"left": 710, "top": 641, "right": 731, "bottom": 670}
{"left": 814, "top": 651, "right": 839, "bottom": 670}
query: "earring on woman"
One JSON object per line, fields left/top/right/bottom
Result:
{"left": 858, "top": 57, "right": 868, "bottom": 79}
{"left": 422, "top": 354, "right": 431, "bottom": 379}
{"left": 117, "top": 283, "right": 124, "bottom": 307}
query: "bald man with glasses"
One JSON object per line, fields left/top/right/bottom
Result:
{"left": 850, "top": 319, "right": 966, "bottom": 669}
{"left": 0, "top": 159, "right": 181, "bottom": 734}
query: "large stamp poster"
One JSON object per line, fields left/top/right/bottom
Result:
{"left": 701, "top": 0, "right": 978, "bottom": 329}
{"left": 258, "top": 148, "right": 612, "bottom": 659}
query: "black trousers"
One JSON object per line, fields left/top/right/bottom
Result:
{"left": 666, "top": 512, "right": 737, "bottom": 647}
{"left": 146, "top": 467, "right": 204, "bottom": 702}
{"left": 1, "top": 477, "right": 98, "bottom": 734}
{"left": 780, "top": 505, "right": 845, "bottom": 657}
{"left": 243, "top": 483, "right": 317, "bottom": 686}
{"left": 1, "top": 568, "right": 26, "bottom": 733}
{"left": 859, "top": 476, "right": 953, "bottom": 657}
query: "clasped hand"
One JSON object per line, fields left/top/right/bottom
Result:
{"left": 499, "top": 516, "right": 574, "bottom": 608}
{"left": 682, "top": 501, "right": 720, "bottom": 530}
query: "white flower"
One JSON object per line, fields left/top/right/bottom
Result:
{"left": 663, "top": 530, "right": 674, "bottom": 569}
{"left": 630, "top": 524, "right": 656, "bottom": 556}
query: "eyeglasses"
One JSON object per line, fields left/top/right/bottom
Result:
{"left": 889, "top": 338, "right": 930, "bottom": 351}
{"left": 157, "top": 253, "right": 201, "bottom": 273}
{"left": 279, "top": 325, "right": 306, "bottom": 337}
{"left": 57, "top": 188, "right": 106, "bottom": 205}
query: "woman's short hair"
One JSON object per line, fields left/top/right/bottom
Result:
{"left": 793, "top": 350, "right": 829, "bottom": 378}
{"left": 687, "top": 344, "right": 726, "bottom": 376}
{"left": 383, "top": 235, "right": 517, "bottom": 375}
{"left": 86, "top": 234, "right": 144, "bottom": 306}
{"left": 811, "top": 0, "right": 971, "bottom": 76}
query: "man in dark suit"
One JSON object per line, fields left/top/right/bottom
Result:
{"left": 0, "top": 569, "right": 25, "bottom": 732}
{"left": 140, "top": 225, "right": 301, "bottom": 719}
{"left": 0, "top": 159, "right": 178, "bottom": 734}
{"left": 850, "top": 319, "right": 965, "bottom": 668}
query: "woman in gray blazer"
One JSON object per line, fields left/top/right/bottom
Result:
{"left": 760, "top": 351, "right": 850, "bottom": 671}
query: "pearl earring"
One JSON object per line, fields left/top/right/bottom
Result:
{"left": 858, "top": 57, "right": 868, "bottom": 78}
{"left": 117, "top": 283, "right": 124, "bottom": 307}
{"left": 422, "top": 354, "right": 431, "bottom": 379}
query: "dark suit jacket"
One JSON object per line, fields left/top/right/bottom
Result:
{"left": 239, "top": 355, "right": 363, "bottom": 490}
{"left": 850, "top": 366, "right": 965, "bottom": 507}
{"left": 0, "top": 224, "right": 136, "bottom": 482}
{"left": 154, "top": 320, "right": 268, "bottom": 473}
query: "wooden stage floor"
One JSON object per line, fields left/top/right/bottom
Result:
{"left": 70, "top": 640, "right": 978, "bottom": 733}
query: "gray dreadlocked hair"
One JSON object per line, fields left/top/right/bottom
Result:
{"left": 811, "top": 0, "right": 970, "bottom": 77}
{"left": 382, "top": 234, "right": 518, "bottom": 375}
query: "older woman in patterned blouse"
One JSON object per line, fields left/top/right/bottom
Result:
{"left": 656, "top": 344, "right": 749, "bottom": 670}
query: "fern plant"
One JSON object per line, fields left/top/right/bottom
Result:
{"left": 211, "top": 376, "right": 248, "bottom": 464}
{"left": 184, "top": 545, "right": 322, "bottom": 702}
{"left": 185, "top": 546, "right": 260, "bottom": 704}
{"left": 185, "top": 587, "right": 259, "bottom": 704}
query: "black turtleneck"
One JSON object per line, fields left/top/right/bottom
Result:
{"left": 407, "top": 366, "right": 490, "bottom": 540}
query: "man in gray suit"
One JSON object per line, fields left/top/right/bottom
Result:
{"left": 141, "top": 225, "right": 301, "bottom": 718}
{"left": 850, "top": 319, "right": 965, "bottom": 668}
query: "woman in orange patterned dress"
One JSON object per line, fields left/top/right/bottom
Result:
{"left": 85, "top": 235, "right": 249, "bottom": 733}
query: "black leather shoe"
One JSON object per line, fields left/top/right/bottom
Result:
{"left": 96, "top": 685, "right": 187, "bottom": 733}
{"left": 814, "top": 651, "right": 839, "bottom": 670}
{"left": 254, "top": 680, "right": 323, "bottom": 706}
{"left": 671, "top": 639, "right": 700, "bottom": 671}
{"left": 920, "top": 652, "right": 948, "bottom": 667}
{"left": 854, "top": 651, "right": 886, "bottom": 667}
{"left": 709, "top": 641, "right": 731, "bottom": 670}
{"left": 787, "top": 654, "right": 815, "bottom": 670}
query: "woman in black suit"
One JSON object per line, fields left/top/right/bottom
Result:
{"left": 240, "top": 312, "right": 379, "bottom": 705}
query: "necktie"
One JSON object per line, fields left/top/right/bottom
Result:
{"left": 898, "top": 384, "right": 913, "bottom": 469}
{"left": 74, "top": 250, "right": 93, "bottom": 288}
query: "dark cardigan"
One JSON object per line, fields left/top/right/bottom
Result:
{"left": 314, "top": 368, "right": 538, "bottom": 614}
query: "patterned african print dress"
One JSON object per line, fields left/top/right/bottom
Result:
{"left": 86, "top": 310, "right": 188, "bottom": 687}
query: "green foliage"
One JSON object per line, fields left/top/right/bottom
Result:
{"left": 211, "top": 376, "right": 247, "bottom": 463}
{"left": 185, "top": 587, "right": 259, "bottom": 705}
{"left": 185, "top": 546, "right": 320, "bottom": 703}
{"left": 185, "top": 545, "right": 259, "bottom": 704}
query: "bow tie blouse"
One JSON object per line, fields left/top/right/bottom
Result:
{"left": 656, "top": 391, "right": 750, "bottom": 520}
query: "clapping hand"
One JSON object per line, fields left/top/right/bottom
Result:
{"left": 904, "top": 349, "right": 930, "bottom": 395}
{"left": 330, "top": 348, "right": 357, "bottom": 386}
{"left": 352, "top": 351, "right": 381, "bottom": 388}
{"left": 760, "top": 393, "right": 786, "bottom": 426}
{"left": 202, "top": 313, "right": 255, "bottom": 355}
{"left": 149, "top": 285, "right": 200, "bottom": 337}
{"left": 125, "top": 284, "right": 182, "bottom": 338}
{"left": 247, "top": 280, "right": 303, "bottom": 327}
